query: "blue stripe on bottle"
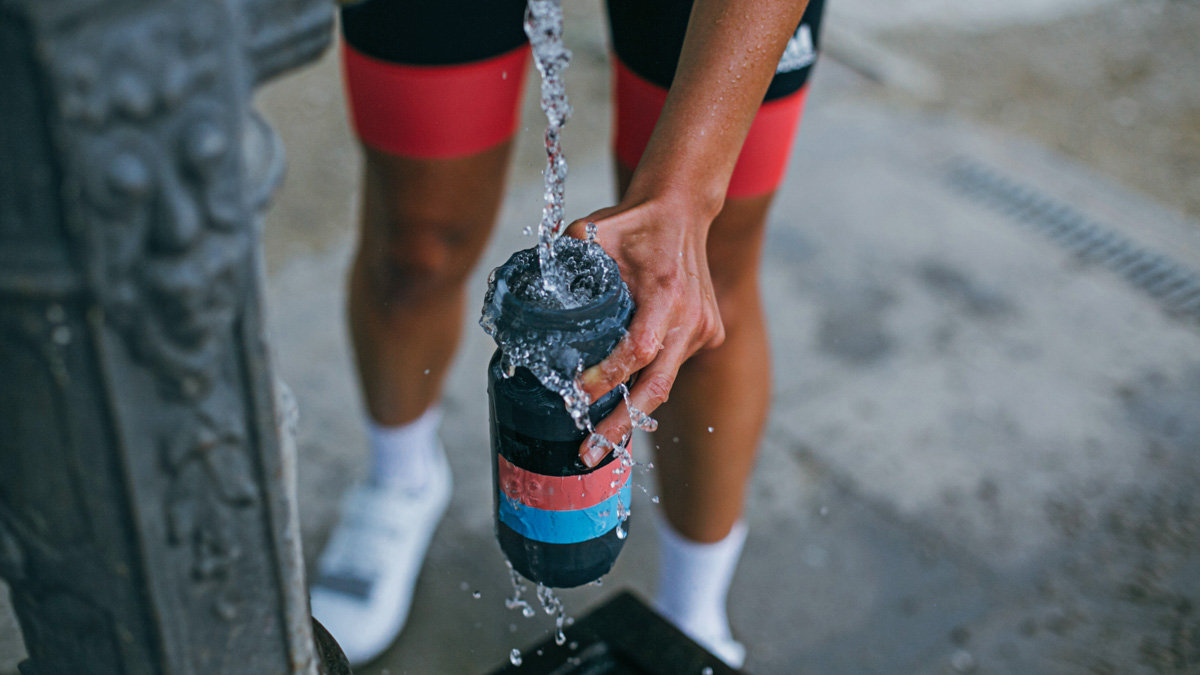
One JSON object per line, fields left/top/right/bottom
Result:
{"left": 498, "top": 484, "right": 632, "bottom": 545}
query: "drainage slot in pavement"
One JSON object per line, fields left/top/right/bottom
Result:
{"left": 943, "top": 157, "right": 1200, "bottom": 325}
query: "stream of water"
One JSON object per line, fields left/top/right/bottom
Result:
{"left": 525, "top": 0, "right": 575, "bottom": 306}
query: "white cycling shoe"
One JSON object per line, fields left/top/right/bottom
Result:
{"left": 310, "top": 446, "right": 452, "bottom": 666}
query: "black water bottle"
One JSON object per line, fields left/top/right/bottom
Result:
{"left": 482, "top": 239, "right": 634, "bottom": 588}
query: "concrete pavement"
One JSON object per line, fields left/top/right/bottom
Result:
{"left": 262, "top": 52, "right": 1200, "bottom": 673}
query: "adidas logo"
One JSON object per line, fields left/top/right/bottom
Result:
{"left": 776, "top": 24, "right": 816, "bottom": 73}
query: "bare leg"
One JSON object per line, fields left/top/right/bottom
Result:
{"left": 616, "top": 164, "right": 774, "bottom": 543}
{"left": 349, "top": 141, "right": 514, "bottom": 426}
{"left": 314, "top": 141, "right": 515, "bottom": 665}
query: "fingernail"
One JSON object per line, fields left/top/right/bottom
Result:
{"left": 582, "top": 434, "right": 608, "bottom": 467}
{"left": 582, "top": 445, "right": 606, "bottom": 468}
{"left": 580, "top": 367, "right": 601, "bottom": 388}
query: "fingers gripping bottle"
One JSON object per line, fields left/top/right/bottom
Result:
{"left": 481, "top": 238, "right": 634, "bottom": 588}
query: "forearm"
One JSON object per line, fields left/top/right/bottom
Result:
{"left": 626, "top": 0, "right": 810, "bottom": 220}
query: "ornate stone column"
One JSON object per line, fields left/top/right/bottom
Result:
{"left": 0, "top": 1, "right": 341, "bottom": 672}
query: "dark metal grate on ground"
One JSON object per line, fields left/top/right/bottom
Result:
{"left": 943, "top": 158, "right": 1200, "bottom": 324}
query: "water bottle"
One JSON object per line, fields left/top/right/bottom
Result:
{"left": 482, "top": 239, "right": 634, "bottom": 588}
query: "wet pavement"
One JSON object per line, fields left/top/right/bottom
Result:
{"left": 3, "top": 7, "right": 1200, "bottom": 675}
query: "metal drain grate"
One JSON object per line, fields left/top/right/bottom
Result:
{"left": 944, "top": 158, "right": 1200, "bottom": 324}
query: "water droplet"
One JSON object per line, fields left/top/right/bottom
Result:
{"left": 460, "top": 581, "right": 470, "bottom": 591}
{"left": 424, "top": 369, "right": 430, "bottom": 375}
{"left": 707, "top": 426, "right": 714, "bottom": 433}
{"left": 950, "top": 649, "right": 975, "bottom": 672}
{"left": 510, "top": 648, "right": 523, "bottom": 666}
{"left": 472, "top": 591, "right": 482, "bottom": 599}
{"left": 522, "top": 606, "right": 536, "bottom": 618}
{"left": 569, "top": 641, "right": 579, "bottom": 650}
{"left": 651, "top": 496, "right": 660, "bottom": 504}
{"left": 819, "top": 506, "right": 829, "bottom": 517}
{"left": 701, "top": 667, "right": 714, "bottom": 675}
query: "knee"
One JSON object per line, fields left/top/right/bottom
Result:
{"left": 360, "top": 214, "right": 485, "bottom": 308}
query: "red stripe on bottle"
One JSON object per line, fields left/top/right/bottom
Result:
{"left": 342, "top": 42, "right": 529, "bottom": 158}
{"left": 613, "top": 58, "right": 809, "bottom": 199}
{"left": 497, "top": 454, "right": 630, "bottom": 512}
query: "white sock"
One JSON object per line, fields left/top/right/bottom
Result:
{"left": 653, "top": 515, "right": 748, "bottom": 666}
{"left": 367, "top": 406, "right": 442, "bottom": 493}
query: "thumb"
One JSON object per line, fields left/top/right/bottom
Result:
{"left": 563, "top": 206, "right": 623, "bottom": 241}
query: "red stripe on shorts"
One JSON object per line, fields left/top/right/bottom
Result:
{"left": 342, "top": 42, "right": 529, "bottom": 158}
{"left": 614, "top": 58, "right": 809, "bottom": 199}
{"left": 497, "top": 454, "right": 630, "bottom": 512}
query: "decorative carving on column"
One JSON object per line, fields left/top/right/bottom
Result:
{"left": 0, "top": 0, "right": 337, "bottom": 672}
{"left": 48, "top": 0, "right": 268, "bottom": 625}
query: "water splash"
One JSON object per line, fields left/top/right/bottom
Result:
{"left": 481, "top": 240, "right": 626, "bottom": 431}
{"left": 620, "top": 383, "right": 659, "bottom": 432}
{"left": 506, "top": 562, "right": 572, "bottom": 645}
{"left": 505, "top": 561, "right": 537, "bottom": 619}
{"left": 535, "top": 582, "right": 569, "bottom": 646}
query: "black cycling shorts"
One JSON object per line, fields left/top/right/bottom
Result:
{"left": 341, "top": 0, "right": 825, "bottom": 197}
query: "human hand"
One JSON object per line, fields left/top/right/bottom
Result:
{"left": 564, "top": 190, "right": 725, "bottom": 467}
